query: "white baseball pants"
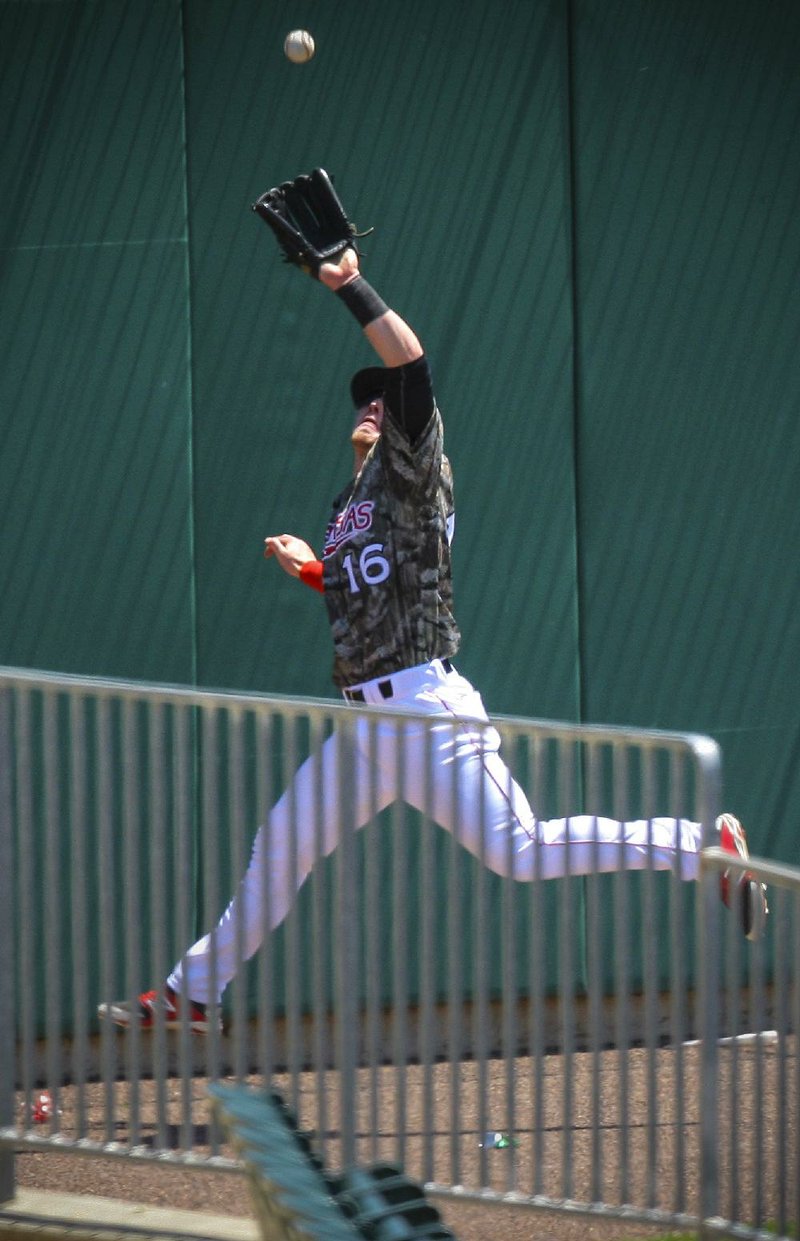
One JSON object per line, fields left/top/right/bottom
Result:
{"left": 169, "top": 658, "right": 703, "bottom": 1004}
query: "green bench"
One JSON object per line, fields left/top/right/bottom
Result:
{"left": 208, "top": 1084, "right": 458, "bottom": 1241}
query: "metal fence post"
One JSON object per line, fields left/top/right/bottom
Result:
{"left": 335, "top": 716, "right": 359, "bottom": 1168}
{"left": 695, "top": 735, "right": 723, "bottom": 1240}
{"left": 0, "top": 685, "right": 16, "bottom": 1202}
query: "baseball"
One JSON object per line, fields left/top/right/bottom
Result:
{"left": 284, "top": 29, "right": 315, "bottom": 63}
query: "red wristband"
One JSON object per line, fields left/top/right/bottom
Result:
{"left": 299, "top": 560, "right": 324, "bottom": 593}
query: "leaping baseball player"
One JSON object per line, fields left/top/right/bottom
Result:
{"left": 101, "top": 171, "right": 768, "bottom": 1033}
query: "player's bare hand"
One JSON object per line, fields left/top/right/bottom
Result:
{"left": 318, "top": 246, "right": 360, "bottom": 291}
{"left": 264, "top": 534, "right": 317, "bottom": 579}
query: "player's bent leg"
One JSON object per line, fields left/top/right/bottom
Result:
{"left": 383, "top": 703, "right": 706, "bottom": 883}
{"left": 406, "top": 741, "right": 702, "bottom": 882}
{"left": 404, "top": 723, "right": 765, "bottom": 941}
{"left": 528, "top": 814, "right": 703, "bottom": 880}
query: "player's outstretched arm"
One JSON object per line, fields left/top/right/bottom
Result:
{"left": 253, "top": 172, "right": 421, "bottom": 368}
{"left": 319, "top": 248, "right": 423, "bottom": 369}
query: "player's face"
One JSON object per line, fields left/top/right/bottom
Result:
{"left": 351, "top": 396, "right": 385, "bottom": 451}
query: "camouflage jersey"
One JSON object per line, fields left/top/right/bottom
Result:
{"left": 322, "top": 358, "right": 461, "bottom": 688}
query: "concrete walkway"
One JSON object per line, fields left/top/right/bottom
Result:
{"left": 0, "top": 1189, "right": 258, "bottom": 1241}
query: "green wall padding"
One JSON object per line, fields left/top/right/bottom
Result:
{"left": 0, "top": 0, "right": 194, "bottom": 683}
{"left": 571, "top": 0, "right": 800, "bottom": 861}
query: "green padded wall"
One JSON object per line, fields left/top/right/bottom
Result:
{"left": 571, "top": 0, "right": 800, "bottom": 863}
{"left": 0, "top": 0, "right": 194, "bottom": 684}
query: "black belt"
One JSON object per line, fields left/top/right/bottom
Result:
{"left": 344, "top": 658, "right": 453, "bottom": 704}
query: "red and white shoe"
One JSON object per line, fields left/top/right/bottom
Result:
{"left": 98, "top": 986, "right": 220, "bottom": 1034}
{"left": 717, "top": 813, "right": 768, "bottom": 942}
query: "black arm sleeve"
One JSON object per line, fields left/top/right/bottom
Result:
{"left": 382, "top": 356, "right": 435, "bottom": 445}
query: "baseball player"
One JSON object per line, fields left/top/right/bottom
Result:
{"left": 101, "top": 172, "right": 767, "bottom": 1033}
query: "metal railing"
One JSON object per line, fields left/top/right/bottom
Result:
{"left": 0, "top": 665, "right": 794, "bottom": 1239}
{"left": 698, "top": 848, "right": 800, "bottom": 1240}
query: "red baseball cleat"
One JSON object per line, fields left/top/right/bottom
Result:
{"left": 717, "top": 813, "right": 768, "bottom": 941}
{"left": 98, "top": 986, "right": 220, "bottom": 1034}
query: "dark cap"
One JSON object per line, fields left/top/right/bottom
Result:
{"left": 350, "top": 366, "right": 387, "bottom": 409}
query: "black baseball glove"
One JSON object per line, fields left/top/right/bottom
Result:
{"left": 251, "top": 169, "right": 371, "bottom": 276}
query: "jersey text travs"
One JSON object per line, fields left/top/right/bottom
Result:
{"left": 323, "top": 499, "right": 374, "bottom": 558}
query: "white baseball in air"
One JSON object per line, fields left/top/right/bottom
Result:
{"left": 284, "top": 29, "right": 315, "bottom": 63}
